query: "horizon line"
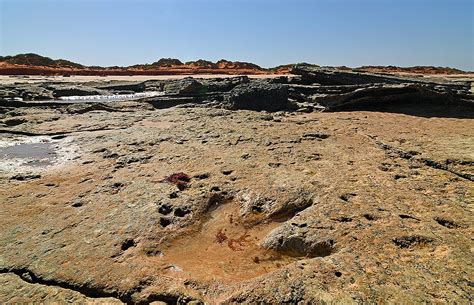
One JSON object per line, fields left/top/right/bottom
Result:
{"left": 1, "top": 52, "right": 471, "bottom": 72}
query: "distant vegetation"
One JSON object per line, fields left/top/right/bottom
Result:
{"left": 0, "top": 53, "right": 84, "bottom": 68}
{"left": 269, "top": 63, "right": 319, "bottom": 71}
{"left": 150, "top": 58, "right": 183, "bottom": 67}
{"left": 185, "top": 60, "right": 217, "bottom": 68}
{"left": 355, "top": 65, "right": 467, "bottom": 74}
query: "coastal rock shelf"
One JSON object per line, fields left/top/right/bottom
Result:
{"left": 0, "top": 67, "right": 473, "bottom": 303}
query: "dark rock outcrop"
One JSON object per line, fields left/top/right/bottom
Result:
{"left": 0, "top": 84, "right": 54, "bottom": 101}
{"left": 313, "top": 84, "right": 438, "bottom": 110}
{"left": 163, "top": 78, "right": 206, "bottom": 96}
{"left": 224, "top": 82, "right": 291, "bottom": 111}
{"left": 202, "top": 76, "right": 250, "bottom": 92}
{"left": 97, "top": 82, "right": 146, "bottom": 92}
{"left": 151, "top": 58, "right": 183, "bottom": 67}
{"left": 285, "top": 65, "right": 474, "bottom": 117}
{"left": 291, "top": 65, "right": 404, "bottom": 85}
{"left": 50, "top": 86, "right": 108, "bottom": 98}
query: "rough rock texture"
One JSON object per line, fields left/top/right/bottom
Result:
{"left": 311, "top": 84, "right": 474, "bottom": 114}
{"left": 291, "top": 65, "right": 405, "bottom": 85}
{"left": 286, "top": 66, "right": 473, "bottom": 117}
{"left": 50, "top": 85, "right": 109, "bottom": 97}
{"left": 97, "top": 82, "right": 146, "bottom": 93}
{"left": 163, "top": 78, "right": 206, "bottom": 96}
{"left": 0, "top": 72, "right": 473, "bottom": 304}
{"left": 201, "top": 76, "right": 249, "bottom": 93}
{"left": 261, "top": 224, "right": 335, "bottom": 258}
{"left": 224, "top": 82, "right": 291, "bottom": 111}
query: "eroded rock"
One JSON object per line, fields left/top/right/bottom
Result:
{"left": 224, "top": 81, "right": 291, "bottom": 111}
{"left": 0, "top": 74, "right": 472, "bottom": 304}
{"left": 261, "top": 224, "right": 335, "bottom": 257}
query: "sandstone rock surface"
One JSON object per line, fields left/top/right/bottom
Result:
{"left": 0, "top": 71, "right": 473, "bottom": 304}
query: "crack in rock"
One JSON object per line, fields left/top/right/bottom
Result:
{"left": 0, "top": 267, "right": 197, "bottom": 305}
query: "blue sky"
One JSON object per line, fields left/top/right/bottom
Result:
{"left": 1, "top": 0, "right": 473, "bottom": 70}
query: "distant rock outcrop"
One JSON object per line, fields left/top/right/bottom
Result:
{"left": 216, "top": 59, "right": 262, "bottom": 70}
{"left": 0, "top": 54, "right": 271, "bottom": 76}
{"left": 355, "top": 65, "right": 469, "bottom": 75}
{"left": 150, "top": 58, "right": 184, "bottom": 67}
{"left": 0, "top": 53, "right": 84, "bottom": 68}
{"left": 0, "top": 53, "right": 470, "bottom": 77}
{"left": 185, "top": 60, "right": 218, "bottom": 69}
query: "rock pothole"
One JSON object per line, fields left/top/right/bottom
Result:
{"left": 144, "top": 199, "right": 302, "bottom": 282}
{"left": 121, "top": 238, "right": 136, "bottom": 251}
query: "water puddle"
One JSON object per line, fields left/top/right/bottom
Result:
{"left": 149, "top": 201, "right": 298, "bottom": 283}
{"left": 0, "top": 142, "right": 57, "bottom": 166}
{"left": 0, "top": 136, "right": 77, "bottom": 175}
{"left": 46, "top": 91, "right": 164, "bottom": 104}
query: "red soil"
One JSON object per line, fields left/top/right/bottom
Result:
{"left": 0, "top": 62, "right": 275, "bottom": 76}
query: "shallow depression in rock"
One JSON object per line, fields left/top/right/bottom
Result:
{"left": 0, "top": 141, "right": 58, "bottom": 166}
{"left": 147, "top": 200, "right": 300, "bottom": 283}
{"left": 0, "top": 136, "right": 77, "bottom": 173}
